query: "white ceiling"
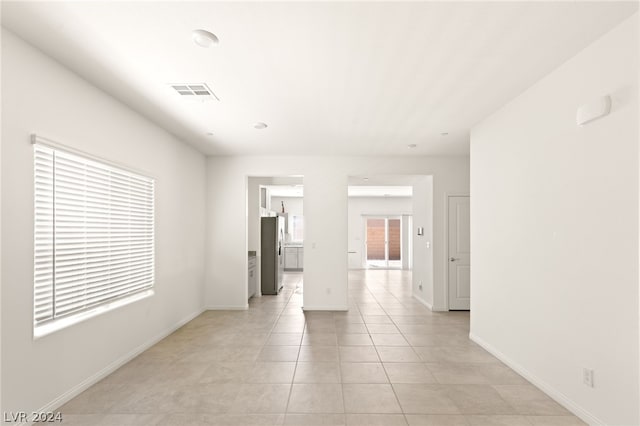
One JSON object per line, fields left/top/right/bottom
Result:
{"left": 2, "top": 1, "right": 637, "bottom": 156}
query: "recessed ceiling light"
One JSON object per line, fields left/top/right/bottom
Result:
{"left": 407, "top": 144, "right": 417, "bottom": 149}
{"left": 192, "top": 29, "right": 219, "bottom": 48}
{"left": 363, "top": 177, "right": 369, "bottom": 181}
{"left": 440, "top": 132, "right": 449, "bottom": 136}
{"left": 206, "top": 132, "right": 214, "bottom": 136}
{"left": 253, "top": 122, "right": 268, "bottom": 130}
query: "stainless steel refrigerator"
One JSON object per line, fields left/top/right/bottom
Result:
{"left": 261, "top": 216, "right": 285, "bottom": 295}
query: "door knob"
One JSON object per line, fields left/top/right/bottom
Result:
{"left": 450, "top": 257, "right": 459, "bottom": 262}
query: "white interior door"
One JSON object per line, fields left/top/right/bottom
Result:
{"left": 448, "top": 196, "right": 471, "bottom": 310}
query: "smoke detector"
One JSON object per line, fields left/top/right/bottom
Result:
{"left": 192, "top": 29, "right": 219, "bottom": 48}
{"left": 170, "top": 83, "right": 219, "bottom": 101}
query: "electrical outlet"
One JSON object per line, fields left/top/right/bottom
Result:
{"left": 326, "top": 287, "right": 331, "bottom": 295}
{"left": 418, "top": 281, "right": 423, "bottom": 291}
{"left": 583, "top": 368, "right": 594, "bottom": 388}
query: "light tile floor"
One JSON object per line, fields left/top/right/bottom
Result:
{"left": 57, "top": 271, "right": 586, "bottom": 426}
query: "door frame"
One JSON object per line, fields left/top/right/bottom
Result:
{"left": 363, "top": 214, "right": 403, "bottom": 269}
{"left": 445, "top": 193, "right": 470, "bottom": 311}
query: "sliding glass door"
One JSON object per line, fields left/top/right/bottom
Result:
{"left": 365, "top": 216, "right": 402, "bottom": 269}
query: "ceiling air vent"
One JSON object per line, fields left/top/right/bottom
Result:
{"left": 170, "top": 83, "right": 219, "bottom": 101}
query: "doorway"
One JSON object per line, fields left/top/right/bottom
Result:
{"left": 247, "top": 176, "right": 304, "bottom": 308}
{"left": 365, "top": 216, "right": 402, "bottom": 269}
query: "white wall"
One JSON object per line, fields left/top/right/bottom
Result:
{"left": 347, "top": 197, "right": 413, "bottom": 269}
{"left": 206, "top": 157, "right": 468, "bottom": 311}
{"left": 412, "top": 176, "right": 434, "bottom": 309}
{"left": 271, "top": 196, "right": 304, "bottom": 243}
{"left": 1, "top": 29, "right": 207, "bottom": 415}
{"left": 470, "top": 14, "right": 638, "bottom": 425}
{"left": 271, "top": 197, "right": 303, "bottom": 218}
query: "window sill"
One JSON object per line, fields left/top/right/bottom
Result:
{"left": 34, "top": 289, "right": 154, "bottom": 339}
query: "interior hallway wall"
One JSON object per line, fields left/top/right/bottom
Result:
{"left": 206, "top": 157, "right": 468, "bottom": 312}
{"left": 470, "top": 14, "right": 639, "bottom": 425}
{"left": 1, "top": 29, "right": 207, "bottom": 416}
{"left": 411, "top": 176, "right": 434, "bottom": 309}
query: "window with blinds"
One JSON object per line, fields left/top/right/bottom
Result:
{"left": 34, "top": 142, "right": 154, "bottom": 335}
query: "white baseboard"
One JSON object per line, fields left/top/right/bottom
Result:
{"left": 412, "top": 293, "right": 433, "bottom": 311}
{"left": 35, "top": 307, "right": 205, "bottom": 417}
{"left": 303, "top": 305, "right": 349, "bottom": 311}
{"left": 206, "top": 304, "right": 248, "bottom": 310}
{"left": 469, "top": 332, "right": 604, "bottom": 426}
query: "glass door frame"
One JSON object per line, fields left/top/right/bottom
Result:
{"left": 363, "top": 215, "right": 403, "bottom": 269}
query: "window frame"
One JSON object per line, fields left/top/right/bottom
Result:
{"left": 290, "top": 214, "right": 304, "bottom": 243}
{"left": 32, "top": 135, "right": 156, "bottom": 338}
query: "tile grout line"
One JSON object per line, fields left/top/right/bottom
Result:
{"left": 281, "top": 273, "right": 302, "bottom": 419}
{"left": 251, "top": 272, "right": 300, "bottom": 420}
{"left": 339, "top": 300, "right": 366, "bottom": 420}
{"left": 364, "top": 276, "right": 411, "bottom": 424}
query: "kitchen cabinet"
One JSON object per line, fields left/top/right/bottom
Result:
{"left": 284, "top": 248, "right": 297, "bottom": 269}
{"left": 297, "top": 249, "right": 303, "bottom": 269}
{"left": 248, "top": 255, "right": 257, "bottom": 299}
{"left": 284, "top": 246, "right": 304, "bottom": 271}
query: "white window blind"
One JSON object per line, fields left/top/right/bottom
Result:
{"left": 34, "top": 142, "right": 154, "bottom": 332}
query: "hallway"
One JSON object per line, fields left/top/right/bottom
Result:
{"left": 58, "top": 271, "right": 584, "bottom": 425}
